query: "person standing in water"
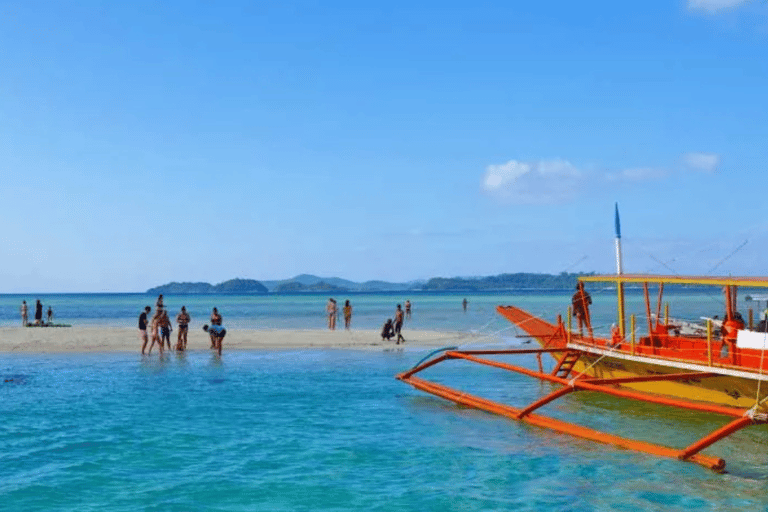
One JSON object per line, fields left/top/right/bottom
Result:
{"left": 47, "top": 306, "right": 53, "bottom": 325}
{"left": 139, "top": 306, "right": 151, "bottom": 355}
{"left": 209, "top": 307, "right": 222, "bottom": 348}
{"left": 394, "top": 304, "right": 405, "bottom": 344}
{"left": 160, "top": 310, "right": 173, "bottom": 351}
{"left": 20, "top": 300, "right": 28, "bottom": 326}
{"left": 204, "top": 324, "right": 226, "bottom": 356}
{"left": 462, "top": 298, "right": 468, "bottom": 312}
{"left": 176, "top": 306, "right": 190, "bottom": 351}
{"left": 148, "top": 310, "right": 164, "bottom": 355}
{"left": 405, "top": 300, "right": 412, "bottom": 319}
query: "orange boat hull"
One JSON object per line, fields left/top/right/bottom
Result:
{"left": 497, "top": 305, "right": 768, "bottom": 410}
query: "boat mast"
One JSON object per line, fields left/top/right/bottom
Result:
{"left": 615, "top": 203, "right": 626, "bottom": 337}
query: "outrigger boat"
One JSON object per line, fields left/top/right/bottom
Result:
{"left": 397, "top": 206, "right": 768, "bottom": 471}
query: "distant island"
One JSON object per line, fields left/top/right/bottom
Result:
{"left": 146, "top": 272, "right": 594, "bottom": 294}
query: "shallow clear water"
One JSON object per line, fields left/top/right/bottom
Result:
{"left": 3, "top": 290, "right": 768, "bottom": 510}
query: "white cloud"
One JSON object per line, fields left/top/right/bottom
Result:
{"left": 482, "top": 160, "right": 532, "bottom": 192}
{"left": 682, "top": 152, "right": 720, "bottom": 173}
{"left": 482, "top": 151, "right": 720, "bottom": 204}
{"left": 688, "top": 0, "right": 751, "bottom": 13}
{"left": 481, "top": 158, "right": 582, "bottom": 204}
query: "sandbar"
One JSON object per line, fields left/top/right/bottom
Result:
{"left": 0, "top": 326, "right": 498, "bottom": 354}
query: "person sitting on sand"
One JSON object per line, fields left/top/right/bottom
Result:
{"left": 139, "top": 306, "right": 151, "bottom": 355}
{"left": 203, "top": 324, "right": 226, "bottom": 356}
{"left": 381, "top": 319, "right": 395, "bottom": 341}
{"left": 176, "top": 306, "right": 190, "bottom": 351}
{"left": 160, "top": 310, "right": 173, "bottom": 351}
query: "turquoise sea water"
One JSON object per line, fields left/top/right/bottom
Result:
{"left": 3, "top": 290, "right": 768, "bottom": 510}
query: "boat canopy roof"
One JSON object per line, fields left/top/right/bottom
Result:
{"left": 579, "top": 274, "right": 768, "bottom": 288}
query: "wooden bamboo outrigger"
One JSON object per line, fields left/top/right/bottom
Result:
{"left": 397, "top": 347, "right": 765, "bottom": 472}
{"left": 396, "top": 206, "right": 768, "bottom": 471}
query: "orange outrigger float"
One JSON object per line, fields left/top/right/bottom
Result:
{"left": 397, "top": 207, "right": 768, "bottom": 471}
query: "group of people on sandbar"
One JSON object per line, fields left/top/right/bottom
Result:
{"left": 381, "top": 303, "right": 407, "bottom": 344}
{"left": 325, "top": 297, "right": 410, "bottom": 344}
{"left": 139, "top": 295, "right": 226, "bottom": 356}
{"left": 20, "top": 300, "right": 53, "bottom": 327}
{"left": 326, "top": 298, "right": 355, "bottom": 330}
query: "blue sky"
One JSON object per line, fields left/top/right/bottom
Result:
{"left": 1, "top": 0, "right": 766, "bottom": 292}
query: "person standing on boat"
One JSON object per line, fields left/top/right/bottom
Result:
{"left": 572, "top": 282, "right": 593, "bottom": 338}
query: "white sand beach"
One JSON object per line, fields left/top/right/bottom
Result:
{"left": 0, "top": 326, "right": 494, "bottom": 353}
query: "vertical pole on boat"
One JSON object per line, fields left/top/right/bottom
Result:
{"left": 707, "top": 319, "right": 713, "bottom": 366}
{"left": 631, "top": 314, "right": 636, "bottom": 355}
{"left": 615, "top": 203, "right": 626, "bottom": 338}
{"left": 644, "top": 282, "right": 653, "bottom": 343}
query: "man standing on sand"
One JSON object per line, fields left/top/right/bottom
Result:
{"left": 176, "top": 306, "right": 190, "bottom": 351}
{"left": 139, "top": 306, "right": 151, "bottom": 355}
{"left": 394, "top": 304, "right": 405, "bottom": 344}
{"left": 20, "top": 301, "right": 28, "bottom": 326}
{"left": 34, "top": 300, "right": 43, "bottom": 326}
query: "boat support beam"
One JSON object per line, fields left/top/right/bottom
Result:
{"left": 396, "top": 348, "right": 765, "bottom": 472}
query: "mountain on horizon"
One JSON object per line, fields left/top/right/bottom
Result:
{"left": 146, "top": 272, "right": 591, "bottom": 294}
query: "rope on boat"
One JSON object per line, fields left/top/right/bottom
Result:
{"left": 568, "top": 324, "right": 638, "bottom": 386}
{"left": 411, "top": 346, "right": 459, "bottom": 369}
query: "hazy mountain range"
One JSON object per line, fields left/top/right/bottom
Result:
{"left": 146, "top": 273, "right": 593, "bottom": 294}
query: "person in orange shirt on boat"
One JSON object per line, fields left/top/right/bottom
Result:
{"left": 572, "top": 282, "right": 593, "bottom": 337}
